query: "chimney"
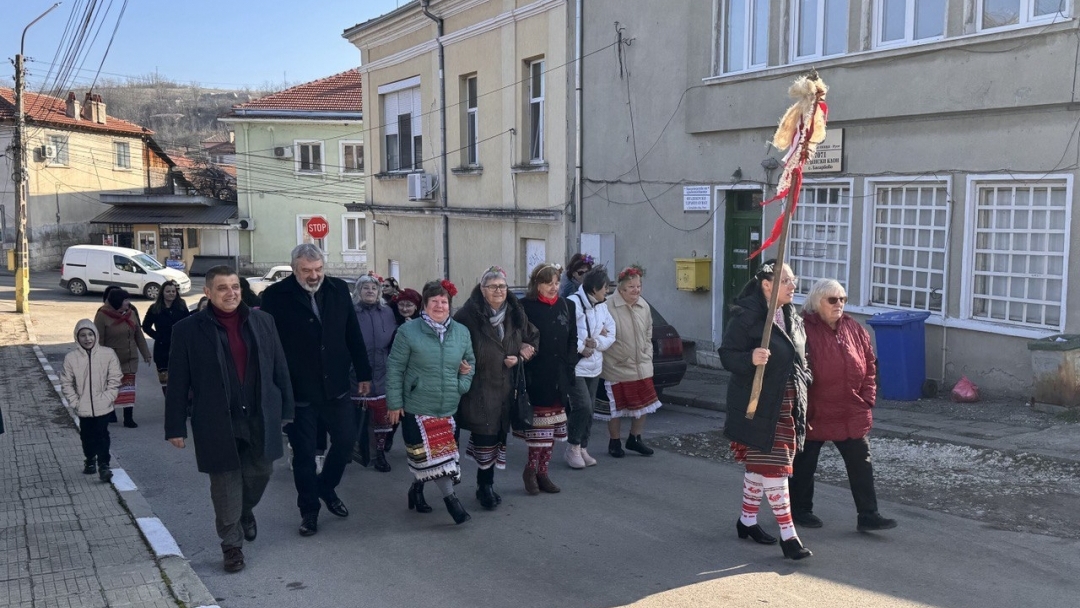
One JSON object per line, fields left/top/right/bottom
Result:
{"left": 65, "top": 92, "right": 81, "bottom": 120}
{"left": 81, "top": 92, "right": 94, "bottom": 121}
{"left": 92, "top": 94, "right": 107, "bottom": 125}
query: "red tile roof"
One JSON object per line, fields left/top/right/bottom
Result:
{"left": 0, "top": 88, "right": 150, "bottom": 136}
{"left": 231, "top": 69, "right": 362, "bottom": 114}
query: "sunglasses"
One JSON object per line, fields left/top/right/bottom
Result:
{"left": 826, "top": 296, "right": 847, "bottom": 305}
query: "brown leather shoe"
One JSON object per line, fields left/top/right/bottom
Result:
{"left": 536, "top": 473, "right": 561, "bottom": 493}
{"left": 522, "top": 469, "right": 540, "bottom": 495}
{"left": 223, "top": 547, "right": 245, "bottom": 573}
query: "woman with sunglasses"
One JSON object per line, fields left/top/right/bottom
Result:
{"left": 719, "top": 259, "right": 812, "bottom": 560}
{"left": 790, "top": 279, "right": 897, "bottom": 533}
{"left": 559, "top": 253, "right": 594, "bottom": 298}
{"left": 142, "top": 280, "right": 190, "bottom": 397}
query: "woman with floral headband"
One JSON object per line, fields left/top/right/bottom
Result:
{"left": 560, "top": 253, "right": 595, "bottom": 298}
{"left": 596, "top": 265, "right": 661, "bottom": 458}
{"left": 454, "top": 266, "right": 539, "bottom": 509}
{"left": 719, "top": 259, "right": 813, "bottom": 560}
{"left": 517, "top": 262, "right": 577, "bottom": 494}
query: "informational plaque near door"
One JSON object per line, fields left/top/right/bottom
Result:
{"left": 804, "top": 128, "right": 843, "bottom": 174}
{"left": 683, "top": 185, "right": 711, "bottom": 212}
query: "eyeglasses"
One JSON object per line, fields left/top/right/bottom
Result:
{"left": 483, "top": 284, "right": 508, "bottom": 292}
{"left": 826, "top": 296, "right": 847, "bottom": 305}
{"left": 779, "top": 277, "right": 799, "bottom": 287}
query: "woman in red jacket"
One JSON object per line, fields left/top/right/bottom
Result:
{"left": 790, "top": 279, "right": 897, "bottom": 532}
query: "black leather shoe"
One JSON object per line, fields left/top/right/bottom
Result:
{"left": 736, "top": 520, "right": 777, "bottom": 545}
{"left": 780, "top": 537, "right": 812, "bottom": 560}
{"left": 476, "top": 484, "right": 498, "bottom": 510}
{"left": 223, "top": 547, "right": 245, "bottom": 573}
{"left": 299, "top": 514, "right": 318, "bottom": 537}
{"left": 625, "top": 434, "right": 654, "bottom": 456}
{"left": 241, "top": 515, "right": 257, "bottom": 542}
{"left": 323, "top": 496, "right": 349, "bottom": 518}
{"left": 608, "top": 438, "right": 625, "bottom": 458}
{"left": 857, "top": 512, "right": 898, "bottom": 532}
{"left": 492, "top": 487, "right": 502, "bottom": 505}
{"left": 792, "top": 511, "right": 824, "bottom": 528}
{"left": 373, "top": 450, "right": 391, "bottom": 473}
{"left": 123, "top": 419, "right": 138, "bottom": 428}
{"left": 83, "top": 459, "right": 96, "bottom": 475}
{"left": 444, "top": 495, "right": 471, "bottom": 525}
{"left": 408, "top": 481, "right": 433, "bottom": 513}
{"left": 98, "top": 466, "right": 113, "bottom": 483}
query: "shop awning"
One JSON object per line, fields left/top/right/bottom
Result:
{"left": 90, "top": 204, "right": 237, "bottom": 226}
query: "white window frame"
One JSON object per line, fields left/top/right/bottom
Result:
{"left": 720, "top": 0, "right": 770, "bottom": 74}
{"left": 791, "top": 0, "right": 849, "bottom": 62}
{"left": 294, "top": 140, "right": 324, "bottom": 174}
{"left": 340, "top": 140, "right": 364, "bottom": 175}
{"left": 381, "top": 83, "right": 422, "bottom": 173}
{"left": 860, "top": 176, "right": 952, "bottom": 314}
{"left": 296, "top": 215, "right": 328, "bottom": 252}
{"left": 114, "top": 141, "right": 131, "bottom": 169}
{"left": 961, "top": 174, "right": 1071, "bottom": 333}
{"left": 873, "top": 0, "right": 947, "bottom": 48}
{"left": 341, "top": 213, "right": 367, "bottom": 255}
{"left": 976, "top": 0, "right": 1069, "bottom": 32}
{"left": 788, "top": 178, "right": 853, "bottom": 305}
{"left": 47, "top": 134, "right": 69, "bottom": 166}
{"left": 528, "top": 59, "right": 545, "bottom": 163}
{"left": 465, "top": 75, "right": 479, "bottom": 166}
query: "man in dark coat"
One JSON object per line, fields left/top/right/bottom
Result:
{"left": 260, "top": 244, "right": 372, "bottom": 537}
{"left": 165, "top": 265, "right": 294, "bottom": 573}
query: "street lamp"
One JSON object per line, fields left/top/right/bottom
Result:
{"left": 13, "top": 2, "right": 61, "bottom": 313}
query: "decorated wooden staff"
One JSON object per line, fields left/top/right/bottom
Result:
{"left": 744, "top": 71, "right": 828, "bottom": 420}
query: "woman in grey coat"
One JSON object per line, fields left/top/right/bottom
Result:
{"left": 351, "top": 274, "right": 399, "bottom": 472}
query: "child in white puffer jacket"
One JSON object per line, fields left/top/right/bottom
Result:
{"left": 60, "top": 319, "right": 123, "bottom": 482}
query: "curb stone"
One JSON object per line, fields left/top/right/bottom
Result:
{"left": 22, "top": 313, "right": 221, "bottom": 608}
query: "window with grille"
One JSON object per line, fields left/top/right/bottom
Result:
{"left": 789, "top": 181, "right": 851, "bottom": 296}
{"left": 869, "top": 181, "right": 949, "bottom": 312}
{"left": 968, "top": 179, "right": 1069, "bottom": 330}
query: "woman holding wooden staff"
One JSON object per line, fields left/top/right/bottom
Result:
{"left": 719, "top": 259, "right": 812, "bottom": 560}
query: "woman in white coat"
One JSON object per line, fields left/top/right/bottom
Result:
{"left": 564, "top": 266, "right": 616, "bottom": 469}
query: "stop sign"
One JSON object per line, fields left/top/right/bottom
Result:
{"left": 306, "top": 216, "right": 329, "bottom": 239}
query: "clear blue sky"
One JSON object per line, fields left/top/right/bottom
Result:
{"left": 3, "top": 0, "right": 408, "bottom": 90}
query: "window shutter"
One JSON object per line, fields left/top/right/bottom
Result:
{"left": 384, "top": 92, "right": 399, "bottom": 135}
{"left": 411, "top": 87, "right": 422, "bottom": 132}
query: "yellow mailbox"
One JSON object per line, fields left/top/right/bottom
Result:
{"left": 675, "top": 257, "right": 711, "bottom": 291}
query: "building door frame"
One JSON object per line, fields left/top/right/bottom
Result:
{"left": 712, "top": 183, "right": 765, "bottom": 345}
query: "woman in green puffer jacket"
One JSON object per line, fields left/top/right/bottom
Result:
{"left": 387, "top": 279, "right": 476, "bottom": 524}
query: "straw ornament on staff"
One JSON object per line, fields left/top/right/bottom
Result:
{"left": 744, "top": 71, "right": 828, "bottom": 420}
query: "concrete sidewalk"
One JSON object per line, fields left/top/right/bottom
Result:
{"left": 0, "top": 313, "right": 216, "bottom": 608}
{"left": 663, "top": 364, "right": 1080, "bottom": 464}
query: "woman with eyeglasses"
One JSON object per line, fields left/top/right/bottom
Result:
{"left": 454, "top": 266, "right": 538, "bottom": 509}
{"left": 559, "top": 253, "right": 594, "bottom": 298}
{"left": 719, "top": 259, "right": 812, "bottom": 560}
{"left": 789, "top": 279, "right": 897, "bottom": 533}
{"left": 142, "top": 280, "right": 190, "bottom": 397}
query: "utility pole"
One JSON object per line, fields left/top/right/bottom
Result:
{"left": 13, "top": 3, "right": 61, "bottom": 313}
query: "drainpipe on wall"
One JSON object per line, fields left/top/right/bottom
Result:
{"left": 421, "top": 0, "right": 450, "bottom": 280}
{"left": 574, "top": 0, "right": 584, "bottom": 245}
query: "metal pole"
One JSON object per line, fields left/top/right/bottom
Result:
{"left": 14, "top": 3, "right": 62, "bottom": 313}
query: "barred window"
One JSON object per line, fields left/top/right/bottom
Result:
{"left": 789, "top": 181, "right": 851, "bottom": 296}
{"left": 869, "top": 181, "right": 949, "bottom": 312}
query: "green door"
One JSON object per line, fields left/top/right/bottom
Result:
{"left": 724, "top": 190, "right": 764, "bottom": 312}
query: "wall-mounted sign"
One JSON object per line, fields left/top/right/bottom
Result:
{"left": 804, "top": 128, "right": 843, "bottom": 174}
{"left": 683, "top": 185, "right": 711, "bottom": 212}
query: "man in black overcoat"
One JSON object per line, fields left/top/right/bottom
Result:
{"left": 165, "top": 265, "right": 295, "bottom": 573}
{"left": 260, "top": 244, "right": 372, "bottom": 536}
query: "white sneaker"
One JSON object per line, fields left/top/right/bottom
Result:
{"left": 580, "top": 447, "right": 598, "bottom": 467}
{"left": 564, "top": 444, "right": 586, "bottom": 469}
{"left": 315, "top": 454, "right": 325, "bottom": 475}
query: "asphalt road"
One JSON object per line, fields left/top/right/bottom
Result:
{"left": 5, "top": 272, "right": 1080, "bottom": 608}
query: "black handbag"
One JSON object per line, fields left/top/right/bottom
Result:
{"left": 509, "top": 363, "right": 534, "bottom": 431}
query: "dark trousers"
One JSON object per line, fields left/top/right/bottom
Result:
{"left": 79, "top": 414, "right": 111, "bottom": 466}
{"left": 790, "top": 436, "right": 879, "bottom": 516}
{"left": 567, "top": 375, "right": 600, "bottom": 447}
{"left": 209, "top": 440, "right": 273, "bottom": 550}
{"left": 286, "top": 394, "right": 357, "bottom": 516}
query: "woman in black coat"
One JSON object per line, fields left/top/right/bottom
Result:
{"left": 454, "top": 266, "right": 538, "bottom": 509}
{"left": 516, "top": 263, "right": 577, "bottom": 495}
{"left": 142, "top": 280, "right": 190, "bottom": 396}
{"left": 719, "top": 260, "right": 812, "bottom": 560}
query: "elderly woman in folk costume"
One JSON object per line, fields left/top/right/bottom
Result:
{"left": 94, "top": 288, "right": 151, "bottom": 428}
{"left": 517, "top": 263, "right": 577, "bottom": 494}
{"left": 386, "top": 280, "right": 476, "bottom": 524}
{"left": 720, "top": 260, "right": 813, "bottom": 560}
{"left": 350, "top": 272, "right": 399, "bottom": 472}
{"left": 454, "top": 266, "right": 539, "bottom": 509}
{"left": 596, "top": 265, "right": 662, "bottom": 458}
{"left": 391, "top": 288, "right": 422, "bottom": 326}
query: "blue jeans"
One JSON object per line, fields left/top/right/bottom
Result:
{"left": 567, "top": 375, "right": 600, "bottom": 448}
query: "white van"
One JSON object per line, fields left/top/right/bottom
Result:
{"left": 60, "top": 245, "right": 192, "bottom": 300}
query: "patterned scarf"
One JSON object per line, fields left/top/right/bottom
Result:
{"left": 488, "top": 303, "right": 507, "bottom": 340}
{"left": 421, "top": 311, "right": 450, "bottom": 343}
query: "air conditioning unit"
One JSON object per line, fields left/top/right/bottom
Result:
{"left": 408, "top": 173, "right": 437, "bottom": 201}
{"left": 234, "top": 218, "right": 255, "bottom": 231}
{"left": 273, "top": 146, "right": 293, "bottom": 158}
{"left": 40, "top": 145, "right": 57, "bottom": 160}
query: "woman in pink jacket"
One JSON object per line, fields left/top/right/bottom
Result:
{"left": 790, "top": 279, "right": 897, "bottom": 533}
